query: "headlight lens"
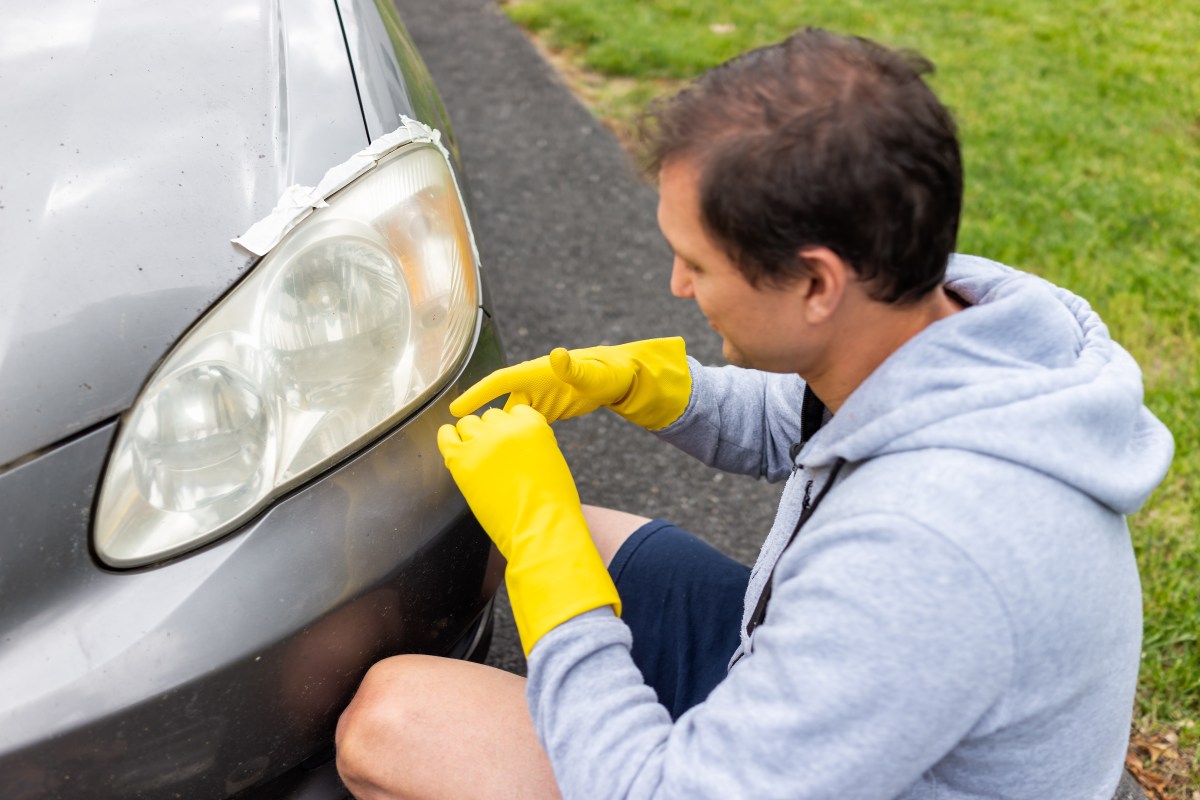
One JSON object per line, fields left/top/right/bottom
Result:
{"left": 95, "top": 142, "right": 479, "bottom": 568}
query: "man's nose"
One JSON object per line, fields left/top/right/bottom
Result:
{"left": 669, "top": 259, "right": 694, "bottom": 298}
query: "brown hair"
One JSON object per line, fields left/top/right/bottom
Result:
{"left": 640, "top": 28, "right": 962, "bottom": 304}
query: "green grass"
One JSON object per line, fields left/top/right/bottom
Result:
{"left": 503, "top": 0, "right": 1200, "bottom": 785}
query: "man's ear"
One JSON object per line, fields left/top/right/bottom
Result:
{"left": 796, "top": 246, "right": 851, "bottom": 324}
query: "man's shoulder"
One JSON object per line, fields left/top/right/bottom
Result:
{"left": 822, "top": 448, "right": 1127, "bottom": 579}
{"left": 836, "top": 447, "right": 1075, "bottom": 516}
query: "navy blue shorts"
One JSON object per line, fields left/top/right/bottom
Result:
{"left": 607, "top": 519, "right": 751, "bottom": 720}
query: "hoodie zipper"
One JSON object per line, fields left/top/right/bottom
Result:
{"left": 791, "top": 384, "right": 828, "bottom": 474}
{"left": 732, "top": 386, "right": 838, "bottom": 664}
{"left": 742, "top": 458, "right": 844, "bottom": 646}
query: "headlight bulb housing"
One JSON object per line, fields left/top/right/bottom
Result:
{"left": 94, "top": 133, "right": 479, "bottom": 568}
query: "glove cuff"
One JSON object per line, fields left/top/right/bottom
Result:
{"left": 505, "top": 544, "right": 622, "bottom": 656}
{"left": 608, "top": 337, "right": 692, "bottom": 431}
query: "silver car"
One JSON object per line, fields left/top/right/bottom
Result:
{"left": 0, "top": 1, "right": 502, "bottom": 797}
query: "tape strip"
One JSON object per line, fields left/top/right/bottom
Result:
{"left": 232, "top": 115, "right": 455, "bottom": 257}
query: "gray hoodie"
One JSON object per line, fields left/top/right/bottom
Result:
{"left": 526, "top": 255, "right": 1174, "bottom": 799}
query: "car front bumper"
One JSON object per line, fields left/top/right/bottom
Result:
{"left": 0, "top": 310, "right": 505, "bottom": 800}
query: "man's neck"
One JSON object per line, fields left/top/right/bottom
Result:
{"left": 805, "top": 286, "right": 964, "bottom": 413}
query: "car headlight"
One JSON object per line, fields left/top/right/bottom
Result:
{"left": 94, "top": 126, "right": 479, "bottom": 568}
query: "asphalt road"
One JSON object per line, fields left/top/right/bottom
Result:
{"left": 396, "top": 0, "right": 782, "bottom": 674}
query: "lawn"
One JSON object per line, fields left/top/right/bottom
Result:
{"left": 501, "top": 0, "right": 1200, "bottom": 794}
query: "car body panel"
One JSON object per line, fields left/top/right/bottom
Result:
{"left": 0, "top": 0, "right": 372, "bottom": 468}
{"left": 0, "top": 314, "right": 505, "bottom": 800}
{"left": 337, "top": 0, "right": 456, "bottom": 148}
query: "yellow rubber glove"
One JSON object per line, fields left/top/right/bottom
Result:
{"left": 449, "top": 337, "right": 692, "bottom": 430}
{"left": 437, "top": 405, "right": 621, "bottom": 655}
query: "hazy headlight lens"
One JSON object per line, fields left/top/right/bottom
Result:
{"left": 264, "top": 236, "right": 411, "bottom": 411}
{"left": 131, "top": 364, "right": 269, "bottom": 513}
{"left": 95, "top": 142, "right": 479, "bottom": 567}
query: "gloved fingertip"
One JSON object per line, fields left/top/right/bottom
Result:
{"left": 549, "top": 347, "right": 572, "bottom": 379}
{"left": 435, "top": 423, "right": 460, "bottom": 454}
{"left": 449, "top": 385, "right": 488, "bottom": 417}
{"left": 455, "top": 414, "right": 485, "bottom": 439}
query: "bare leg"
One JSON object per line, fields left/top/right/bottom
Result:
{"left": 336, "top": 655, "right": 560, "bottom": 800}
{"left": 582, "top": 504, "right": 652, "bottom": 567}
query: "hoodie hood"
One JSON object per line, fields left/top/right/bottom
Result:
{"left": 801, "top": 255, "right": 1174, "bottom": 514}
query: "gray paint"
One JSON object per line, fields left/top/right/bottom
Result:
{"left": 0, "top": 0, "right": 374, "bottom": 467}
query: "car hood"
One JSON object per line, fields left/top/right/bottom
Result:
{"left": 0, "top": 0, "right": 371, "bottom": 467}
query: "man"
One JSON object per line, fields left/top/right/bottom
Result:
{"left": 335, "top": 29, "right": 1173, "bottom": 799}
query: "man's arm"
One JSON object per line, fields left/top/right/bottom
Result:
{"left": 449, "top": 338, "right": 692, "bottom": 430}
{"left": 654, "top": 359, "right": 808, "bottom": 482}
{"left": 526, "top": 513, "right": 1013, "bottom": 799}
{"left": 449, "top": 338, "right": 808, "bottom": 482}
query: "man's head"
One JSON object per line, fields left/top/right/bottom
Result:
{"left": 642, "top": 28, "right": 962, "bottom": 305}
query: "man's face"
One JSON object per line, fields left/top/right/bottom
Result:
{"left": 657, "top": 159, "right": 811, "bottom": 373}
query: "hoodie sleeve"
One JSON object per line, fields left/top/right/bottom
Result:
{"left": 526, "top": 513, "right": 1014, "bottom": 800}
{"left": 654, "top": 358, "right": 808, "bottom": 482}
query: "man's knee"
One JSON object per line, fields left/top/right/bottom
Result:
{"left": 336, "top": 655, "right": 428, "bottom": 798}
{"left": 336, "top": 654, "right": 557, "bottom": 800}
{"left": 582, "top": 504, "right": 651, "bottom": 566}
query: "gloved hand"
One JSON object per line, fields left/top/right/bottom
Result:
{"left": 437, "top": 405, "right": 621, "bottom": 655}
{"left": 449, "top": 337, "right": 692, "bottom": 430}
